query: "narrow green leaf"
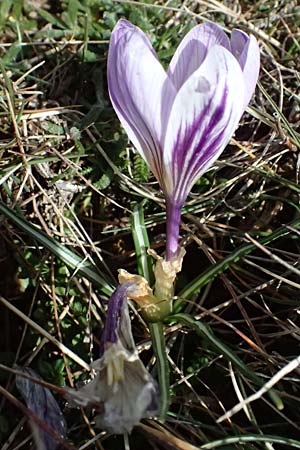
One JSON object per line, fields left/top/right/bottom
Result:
{"left": 176, "top": 218, "right": 300, "bottom": 307}
{"left": 148, "top": 322, "right": 170, "bottom": 419}
{"left": 67, "top": 0, "right": 79, "bottom": 28}
{"left": 170, "top": 313, "right": 283, "bottom": 410}
{"left": 0, "top": 60, "right": 15, "bottom": 108}
{"left": 38, "top": 9, "right": 66, "bottom": 29}
{"left": 0, "top": 0, "right": 12, "bottom": 28}
{"left": 259, "top": 82, "right": 300, "bottom": 149}
{"left": 130, "top": 201, "right": 154, "bottom": 285}
{"left": 0, "top": 203, "right": 114, "bottom": 296}
{"left": 2, "top": 43, "right": 23, "bottom": 64}
{"left": 12, "top": 0, "right": 22, "bottom": 20}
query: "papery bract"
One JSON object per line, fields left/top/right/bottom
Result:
{"left": 108, "top": 20, "right": 260, "bottom": 260}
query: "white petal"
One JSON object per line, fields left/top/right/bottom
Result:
{"left": 108, "top": 19, "right": 176, "bottom": 183}
{"left": 168, "top": 22, "right": 230, "bottom": 90}
{"left": 96, "top": 352, "right": 158, "bottom": 434}
{"left": 231, "top": 31, "right": 260, "bottom": 108}
{"left": 163, "top": 45, "right": 245, "bottom": 204}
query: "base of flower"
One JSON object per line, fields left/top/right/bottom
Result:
{"left": 118, "top": 269, "right": 172, "bottom": 322}
{"left": 141, "top": 298, "right": 173, "bottom": 322}
{"left": 118, "top": 247, "right": 186, "bottom": 322}
{"left": 149, "top": 246, "right": 186, "bottom": 301}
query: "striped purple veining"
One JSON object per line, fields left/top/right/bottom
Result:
{"left": 100, "top": 283, "right": 131, "bottom": 350}
{"left": 107, "top": 20, "right": 260, "bottom": 260}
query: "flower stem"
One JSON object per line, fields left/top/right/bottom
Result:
{"left": 165, "top": 199, "right": 182, "bottom": 261}
{"left": 149, "top": 322, "right": 170, "bottom": 419}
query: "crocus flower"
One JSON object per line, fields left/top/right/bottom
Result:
{"left": 67, "top": 283, "right": 158, "bottom": 434}
{"left": 108, "top": 19, "right": 260, "bottom": 260}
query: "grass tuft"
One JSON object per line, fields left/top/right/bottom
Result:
{"left": 1, "top": 1, "right": 300, "bottom": 449}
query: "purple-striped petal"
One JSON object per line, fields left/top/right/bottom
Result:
{"left": 231, "top": 30, "right": 260, "bottom": 108}
{"left": 100, "top": 282, "right": 132, "bottom": 350}
{"left": 163, "top": 45, "right": 245, "bottom": 205}
{"left": 107, "top": 19, "right": 175, "bottom": 185}
{"left": 230, "top": 29, "right": 249, "bottom": 58}
{"left": 168, "top": 22, "right": 230, "bottom": 90}
{"left": 107, "top": 20, "right": 260, "bottom": 260}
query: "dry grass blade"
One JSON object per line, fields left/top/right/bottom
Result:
{"left": 218, "top": 355, "right": 300, "bottom": 423}
{"left": 0, "top": 295, "right": 90, "bottom": 371}
{"left": 1, "top": 0, "right": 300, "bottom": 448}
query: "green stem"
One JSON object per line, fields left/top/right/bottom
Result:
{"left": 149, "top": 322, "right": 170, "bottom": 419}
{"left": 130, "top": 202, "right": 170, "bottom": 419}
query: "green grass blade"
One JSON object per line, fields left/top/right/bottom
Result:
{"left": 259, "top": 82, "right": 300, "bottom": 149}
{"left": 130, "top": 201, "right": 154, "bottom": 285}
{"left": 0, "top": 0, "right": 12, "bottom": 29}
{"left": 148, "top": 322, "right": 170, "bottom": 419}
{"left": 170, "top": 313, "right": 283, "bottom": 410}
{"left": 176, "top": 218, "right": 300, "bottom": 306}
{"left": 0, "top": 203, "right": 114, "bottom": 296}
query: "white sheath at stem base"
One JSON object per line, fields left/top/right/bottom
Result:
{"left": 118, "top": 247, "right": 186, "bottom": 321}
